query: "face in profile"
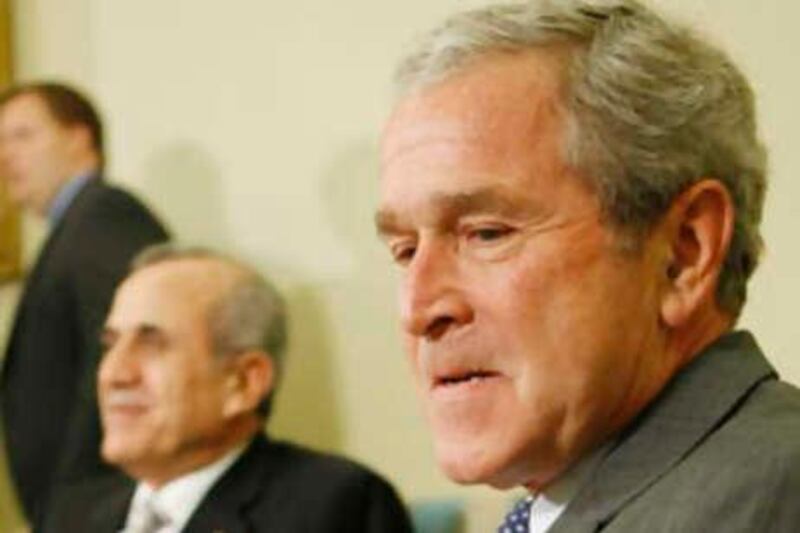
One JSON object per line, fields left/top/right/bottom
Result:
{"left": 377, "top": 52, "right": 669, "bottom": 490}
{"left": 98, "top": 259, "right": 243, "bottom": 485}
{"left": 0, "top": 93, "right": 79, "bottom": 214}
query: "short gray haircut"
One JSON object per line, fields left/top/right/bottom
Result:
{"left": 395, "top": 0, "right": 767, "bottom": 318}
{"left": 131, "top": 243, "right": 288, "bottom": 418}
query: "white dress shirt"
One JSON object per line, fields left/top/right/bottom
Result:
{"left": 529, "top": 445, "right": 610, "bottom": 533}
{"left": 121, "top": 444, "right": 246, "bottom": 533}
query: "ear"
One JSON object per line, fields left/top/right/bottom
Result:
{"left": 65, "top": 124, "right": 93, "bottom": 155}
{"left": 659, "top": 179, "right": 735, "bottom": 328}
{"left": 221, "top": 351, "right": 274, "bottom": 419}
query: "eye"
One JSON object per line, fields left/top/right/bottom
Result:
{"left": 139, "top": 327, "right": 169, "bottom": 352}
{"left": 99, "top": 329, "right": 118, "bottom": 353}
{"left": 389, "top": 241, "right": 417, "bottom": 267}
{"left": 465, "top": 224, "right": 514, "bottom": 243}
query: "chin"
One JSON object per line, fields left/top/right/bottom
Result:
{"left": 102, "top": 434, "right": 142, "bottom": 467}
{"left": 433, "top": 435, "right": 508, "bottom": 486}
{"left": 439, "top": 450, "right": 547, "bottom": 490}
{"left": 438, "top": 459, "right": 487, "bottom": 486}
{"left": 101, "top": 437, "right": 125, "bottom": 464}
{"left": 432, "top": 424, "right": 557, "bottom": 490}
{"left": 428, "top": 413, "right": 510, "bottom": 484}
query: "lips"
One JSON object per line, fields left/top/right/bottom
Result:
{"left": 433, "top": 369, "right": 502, "bottom": 389}
{"left": 106, "top": 403, "right": 147, "bottom": 413}
{"left": 102, "top": 391, "right": 150, "bottom": 419}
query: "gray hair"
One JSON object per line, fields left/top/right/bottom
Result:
{"left": 131, "top": 243, "right": 288, "bottom": 418}
{"left": 395, "top": 0, "right": 767, "bottom": 318}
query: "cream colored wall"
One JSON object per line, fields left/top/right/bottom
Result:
{"left": 3, "top": 0, "right": 799, "bottom": 528}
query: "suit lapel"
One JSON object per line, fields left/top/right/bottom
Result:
{"left": 549, "top": 331, "right": 776, "bottom": 533}
{"left": 85, "top": 476, "right": 134, "bottom": 533}
{"left": 182, "top": 435, "right": 272, "bottom": 533}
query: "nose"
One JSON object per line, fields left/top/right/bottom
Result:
{"left": 98, "top": 337, "right": 140, "bottom": 391}
{"left": 0, "top": 140, "right": 12, "bottom": 167}
{"left": 400, "top": 238, "right": 473, "bottom": 341}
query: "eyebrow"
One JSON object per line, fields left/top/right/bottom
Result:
{"left": 100, "top": 323, "right": 165, "bottom": 347}
{"left": 375, "top": 186, "right": 544, "bottom": 237}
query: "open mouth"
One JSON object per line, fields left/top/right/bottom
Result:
{"left": 435, "top": 370, "right": 500, "bottom": 388}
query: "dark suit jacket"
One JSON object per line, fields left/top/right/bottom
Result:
{"left": 1, "top": 177, "right": 169, "bottom": 521}
{"left": 41, "top": 434, "right": 414, "bottom": 533}
{"left": 548, "top": 331, "right": 800, "bottom": 532}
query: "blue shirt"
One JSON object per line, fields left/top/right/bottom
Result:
{"left": 47, "top": 172, "right": 96, "bottom": 225}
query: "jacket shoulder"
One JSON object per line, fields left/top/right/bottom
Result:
{"left": 608, "top": 379, "right": 800, "bottom": 532}
{"left": 67, "top": 181, "right": 168, "bottom": 237}
{"left": 227, "top": 438, "right": 413, "bottom": 533}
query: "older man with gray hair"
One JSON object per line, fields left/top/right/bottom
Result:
{"left": 376, "top": 0, "right": 800, "bottom": 531}
{"left": 41, "top": 244, "right": 412, "bottom": 532}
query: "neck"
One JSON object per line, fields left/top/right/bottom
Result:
{"left": 67, "top": 158, "right": 99, "bottom": 182}
{"left": 35, "top": 161, "right": 99, "bottom": 216}
{"left": 132, "top": 418, "right": 260, "bottom": 489}
{"left": 669, "top": 302, "right": 732, "bottom": 371}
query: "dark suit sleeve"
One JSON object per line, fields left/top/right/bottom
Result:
{"left": 54, "top": 191, "right": 168, "bottom": 484}
{"left": 322, "top": 468, "right": 413, "bottom": 533}
{"left": 358, "top": 473, "right": 414, "bottom": 533}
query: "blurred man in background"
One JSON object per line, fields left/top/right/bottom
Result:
{"left": 0, "top": 82, "right": 169, "bottom": 524}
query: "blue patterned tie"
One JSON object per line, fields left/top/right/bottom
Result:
{"left": 497, "top": 495, "right": 533, "bottom": 533}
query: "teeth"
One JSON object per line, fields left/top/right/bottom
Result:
{"left": 441, "top": 371, "right": 493, "bottom": 385}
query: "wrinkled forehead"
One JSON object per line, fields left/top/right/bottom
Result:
{"left": 377, "top": 52, "right": 575, "bottom": 228}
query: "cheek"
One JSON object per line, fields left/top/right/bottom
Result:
{"left": 142, "top": 365, "right": 183, "bottom": 426}
{"left": 403, "top": 335, "right": 428, "bottom": 396}
{"left": 512, "top": 257, "right": 659, "bottom": 408}
{"left": 489, "top": 254, "right": 620, "bottom": 389}
{"left": 476, "top": 258, "right": 567, "bottom": 353}
{"left": 503, "top": 241, "right": 626, "bottom": 338}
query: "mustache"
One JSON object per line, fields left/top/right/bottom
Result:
{"left": 102, "top": 390, "right": 149, "bottom": 408}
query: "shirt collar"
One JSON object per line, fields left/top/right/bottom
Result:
{"left": 125, "top": 443, "right": 247, "bottom": 533}
{"left": 47, "top": 171, "right": 96, "bottom": 224}
{"left": 528, "top": 443, "right": 612, "bottom": 533}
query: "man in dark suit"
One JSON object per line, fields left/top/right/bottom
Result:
{"left": 376, "top": 0, "right": 800, "bottom": 530}
{"left": 42, "top": 245, "right": 412, "bottom": 532}
{"left": 0, "top": 82, "right": 169, "bottom": 523}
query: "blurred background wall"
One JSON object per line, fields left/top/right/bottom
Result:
{"left": 1, "top": 0, "right": 798, "bottom": 530}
